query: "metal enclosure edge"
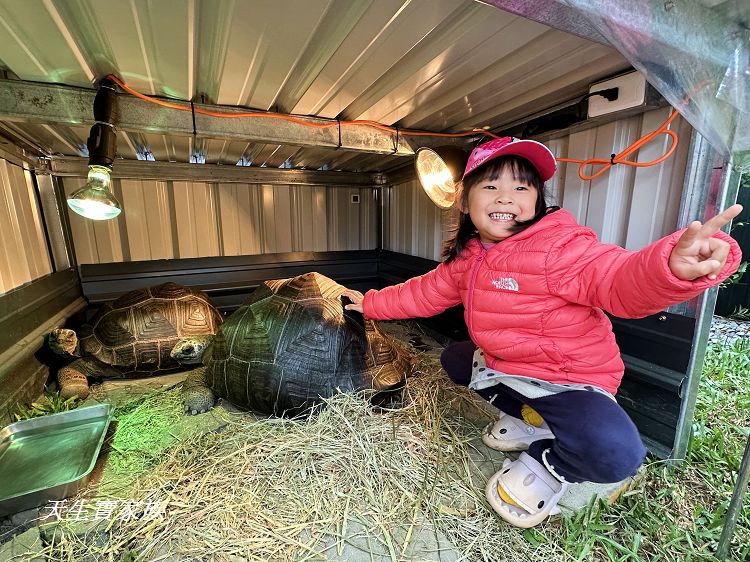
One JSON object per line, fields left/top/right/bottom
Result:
{"left": 670, "top": 133, "right": 743, "bottom": 463}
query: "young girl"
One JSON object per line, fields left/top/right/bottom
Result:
{"left": 343, "top": 136, "right": 743, "bottom": 528}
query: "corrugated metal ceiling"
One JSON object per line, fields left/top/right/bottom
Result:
{"left": 0, "top": 0, "right": 629, "bottom": 172}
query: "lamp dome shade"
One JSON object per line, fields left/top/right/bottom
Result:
{"left": 414, "top": 146, "right": 469, "bottom": 209}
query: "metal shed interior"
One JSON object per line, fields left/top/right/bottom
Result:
{"left": 0, "top": 0, "right": 744, "bottom": 460}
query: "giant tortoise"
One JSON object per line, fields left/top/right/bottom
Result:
{"left": 172, "top": 272, "right": 414, "bottom": 416}
{"left": 48, "top": 282, "right": 223, "bottom": 399}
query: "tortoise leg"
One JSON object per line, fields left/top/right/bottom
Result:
{"left": 182, "top": 366, "right": 216, "bottom": 415}
{"left": 57, "top": 359, "right": 92, "bottom": 400}
{"left": 57, "top": 358, "right": 123, "bottom": 400}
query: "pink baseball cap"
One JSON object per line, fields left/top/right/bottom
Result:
{"left": 462, "top": 137, "right": 557, "bottom": 181}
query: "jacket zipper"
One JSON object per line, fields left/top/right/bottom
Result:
{"left": 466, "top": 248, "right": 486, "bottom": 336}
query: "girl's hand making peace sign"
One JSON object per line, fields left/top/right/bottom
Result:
{"left": 669, "top": 204, "right": 743, "bottom": 281}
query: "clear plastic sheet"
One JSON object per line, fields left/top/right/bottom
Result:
{"left": 561, "top": 0, "right": 750, "bottom": 168}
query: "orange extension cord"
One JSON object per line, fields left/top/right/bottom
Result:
{"left": 106, "top": 74, "right": 680, "bottom": 181}
{"left": 556, "top": 110, "right": 680, "bottom": 181}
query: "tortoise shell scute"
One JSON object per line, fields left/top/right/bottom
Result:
{"left": 206, "top": 273, "right": 412, "bottom": 416}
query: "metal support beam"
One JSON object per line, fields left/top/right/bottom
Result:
{"left": 0, "top": 79, "right": 469, "bottom": 157}
{"left": 47, "top": 156, "right": 387, "bottom": 186}
{"left": 0, "top": 139, "right": 41, "bottom": 169}
{"left": 670, "top": 132, "right": 743, "bottom": 463}
{"left": 35, "top": 174, "right": 75, "bottom": 270}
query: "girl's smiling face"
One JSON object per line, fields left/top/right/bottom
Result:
{"left": 465, "top": 168, "right": 539, "bottom": 243}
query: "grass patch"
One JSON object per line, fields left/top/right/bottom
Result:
{"left": 95, "top": 387, "right": 236, "bottom": 498}
{"left": 541, "top": 337, "right": 750, "bottom": 562}
{"left": 105, "top": 389, "right": 186, "bottom": 482}
{"left": 12, "top": 392, "right": 82, "bottom": 421}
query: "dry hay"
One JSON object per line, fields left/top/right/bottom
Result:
{"left": 33, "top": 356, "right": 571, "bottom": 562}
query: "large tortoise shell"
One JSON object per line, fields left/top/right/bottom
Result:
{"left": 203, "top": 272, "right": 412, "bottom": 416}
{"left": 80, "top": 282, "right": 223, "bottom": 376}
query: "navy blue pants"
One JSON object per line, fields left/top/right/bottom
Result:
{"left": 442, "top": 341, "right": 646, "bottom": 484}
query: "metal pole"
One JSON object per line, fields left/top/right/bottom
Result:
{"left": 670, "top": 133, "right": 742, "bottom": 463}
{"left": 716, "top": 434, "right": 750, "bottom": 560}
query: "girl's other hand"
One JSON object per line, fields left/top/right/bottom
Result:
{"left": 341, "top": 289, "right": 365, "bottom": 313}
{"left": 669, "top": 204, "right": 743, "bottom": 281}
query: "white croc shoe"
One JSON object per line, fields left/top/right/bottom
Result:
{"left": 486, "top": 451, "right": 569, "bottom": 528}
{"left": 481, "top": 411, "right": 554, "bottom": 452}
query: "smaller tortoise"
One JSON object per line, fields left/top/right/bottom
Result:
{"left": 49, "top": 282, "right": 223, "bottom": 399}
{"left": 172, "top": 272, "right": 414, "bottom": 416}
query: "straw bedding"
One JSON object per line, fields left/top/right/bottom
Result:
{"left": 32, "top": 353, "right": 569, "bottom": 562}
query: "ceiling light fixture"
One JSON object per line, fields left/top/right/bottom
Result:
{"left": 67, "top": 78, "right": 122, "bottom": 220}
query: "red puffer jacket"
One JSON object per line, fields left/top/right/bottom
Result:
{"left": 363, "top": 209, "right": 742, "bottom": 395}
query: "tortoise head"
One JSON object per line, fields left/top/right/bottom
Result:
{"left": 171, "top": 335, "right": 213, "bottom": 365}
{"left": 47, "top": 328, "right": 80, "bottom": 359}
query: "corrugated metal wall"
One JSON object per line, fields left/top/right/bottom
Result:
{"left": 0, "top": 107, "right": 694, "bottom": 286}
{"left": 382, "top": 178, "right": 451, "bottom": 261}
{"left": 385, "top": 107, "right": 693, "bottom": 260}
{"left": 0, "top": 158, "right": 52, "bottom": 294}
{"left": 61, "top": 178, "right": 377, "bottom": 264}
